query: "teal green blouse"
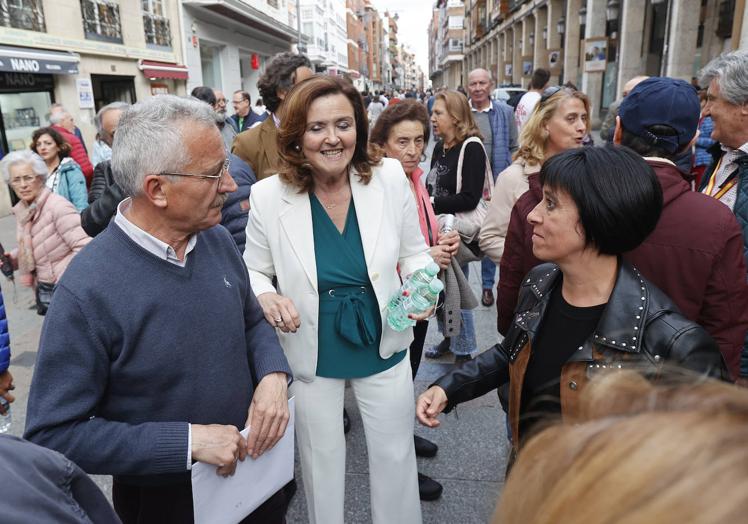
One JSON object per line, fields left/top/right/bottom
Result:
{"left": 311, "top": 194, "right": 406, "bottom": 378}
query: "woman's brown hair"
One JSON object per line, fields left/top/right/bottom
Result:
{"left": 494, "top": 371, "right": 748, "bottom": 524}
{"left": 515, "top": 88, "right": 590, "bottom": 166}
{"left": 277, "top": 75, "right": 380, "bottom": 191}
{"left": 369, "top": 99, "right": 430, "bottom": 151}
{"left": 30, "top": 126, "right": 72, "bottom": 159}
{"left": 434, "top": 90, "right": 482, "bottom": 144}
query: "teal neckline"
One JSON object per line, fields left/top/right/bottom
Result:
{"left": 309, "top": 193, "right": 355, "bottom": 237}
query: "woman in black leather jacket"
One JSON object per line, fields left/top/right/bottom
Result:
{"left": 416, "top": 146, "right": 727, "bottom": 450}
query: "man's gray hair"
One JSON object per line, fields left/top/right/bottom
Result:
{"left": 111, "top": 95, "right": 217, "bottom": 197}
{"left": 94, "top": 101, "right": 130, "bottom": 135}
{"left": 0, "top": 150, "right": 48, "bottom": 183}
{"left": 48, "top": 107, "right": 68, "bottom": 125}
{"left": 700, "top": 50, "right": 748, "bottom": 106}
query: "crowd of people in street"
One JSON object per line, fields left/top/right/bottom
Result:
{"left": 0, "top": 47, "right": 748, "bottom": 524}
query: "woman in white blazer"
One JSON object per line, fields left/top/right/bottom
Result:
{"left": 244, "top": 76, "right": 431, "bottom": 524}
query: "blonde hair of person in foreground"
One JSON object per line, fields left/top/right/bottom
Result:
{"left": 494, "top": 370, "right": 748, "bottom": 524}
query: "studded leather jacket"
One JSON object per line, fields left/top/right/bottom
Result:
{"left": 433, "top": 260, "right": 728, "bottom": 448}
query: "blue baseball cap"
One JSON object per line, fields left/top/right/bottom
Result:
{"left": 618, "top": 77, "right": 700, "bottom": 154}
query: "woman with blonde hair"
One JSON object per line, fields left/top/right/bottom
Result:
{"left": 494, "top": 370, "right": 748, "bottom": 524}
{"left": 480, "top": 86, "right": 589, "bottom": 265}
{"left": 479, "top": 86, "right": 590, "bottom": 335}
{"left": 425, "top": 89, "right": 488, "bottom": 360}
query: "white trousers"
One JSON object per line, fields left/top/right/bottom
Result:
{"left": 290, "top": 356, "right": 422, "bottom": 524}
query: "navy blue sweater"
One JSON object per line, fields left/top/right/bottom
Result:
{"left": 24, "top": 222, "right": 291, "bottom": 486}
{"left": 221, "top": 153, "right": 256, "bottom": 253}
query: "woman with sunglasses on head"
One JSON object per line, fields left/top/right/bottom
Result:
{"left": 479, "top": 86, "right": 590, "bottom": 334}
{"left": 370, "top": 99, "right": 460, "bottom": 501}
{"left": 417, "top": 146, "right": 727, "bottom": 462}
{"left": 425, "top": 90, "right": 489, "bottom": 361}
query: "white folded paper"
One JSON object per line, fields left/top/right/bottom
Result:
{"left": 191, "top": 398, "right": 295, "bottom": 524}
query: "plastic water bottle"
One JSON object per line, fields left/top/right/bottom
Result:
{"left": 386, "top": 261, "right": 439, "bottom": 318}
{"left": 0, "top": 398, "right": 11, "bottom": 433}
{"left": 387, "top": 278, "right": 444, "bottom": 331}
{"left": 402, "top": 261, "right": 440, "bottom": 296}
{"left": 440, "top": 214, "right": 455, "bottom": 233}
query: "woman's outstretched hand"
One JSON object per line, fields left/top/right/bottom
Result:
{"left": 416, "top": 386, "right": 448, "bottom": 428}
{"left": 256, "top": 292, "right": 301, "bottom": 333}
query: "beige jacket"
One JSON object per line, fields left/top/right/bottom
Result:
{"left": 478, "top": 158, "right": 540, "bottom": 265}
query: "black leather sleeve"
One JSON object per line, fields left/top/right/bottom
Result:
{"left": 87, "top": 162, "right": 109, "bottom": 203}
{"left": 80, "top": 181, "right": 125, "bottom": 237}
{"left": 432, "top": 342, "right": 511, "bottom": 412}
{"left": 647, "top": 312, "right": 730, "bottom": 381}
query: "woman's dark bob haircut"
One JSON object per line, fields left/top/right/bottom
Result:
{"left": 369, "top": 99, "right": 430, "bottom": 149}
{"left": 277, "top": 75, "right": 380, "bottom": 192}
{"left": 540, "top": 145, "right": 663, "bottom": 255}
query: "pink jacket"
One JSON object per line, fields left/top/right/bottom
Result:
{"left": 13, "top": 188, "right": 90, "bottom": 285}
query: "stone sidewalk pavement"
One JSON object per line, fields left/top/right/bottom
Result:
{"left": 0, "top": 208, "right": 509, "bottom": 523}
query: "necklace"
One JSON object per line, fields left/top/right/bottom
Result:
{"left": 315, "top": 184, "right": 350, "bottom": 210}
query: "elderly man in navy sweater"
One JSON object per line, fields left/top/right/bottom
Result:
{"left": 24, "top": 95, "right": 293, "bottom": 523}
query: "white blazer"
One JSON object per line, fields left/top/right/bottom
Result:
{"left": 244, "top": 158, "right": 433, "bottom": 382}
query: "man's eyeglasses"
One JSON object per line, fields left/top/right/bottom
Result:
{"left": 159, "top": 157, "right": 231, "bottom": 183}
{"left": 9, "top": 175, "right": 37, "bottom": 186}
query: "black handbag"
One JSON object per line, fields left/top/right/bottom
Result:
{"left": 35, "top": 281, "right": 56, "bottom": 316}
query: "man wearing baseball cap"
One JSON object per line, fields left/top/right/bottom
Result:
{"left": 613, "top": 76, "right": 748, "bottom": 381}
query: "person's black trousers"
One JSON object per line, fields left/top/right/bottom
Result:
{"left": 113, "top": 480, "right": 287, "bottom": 524}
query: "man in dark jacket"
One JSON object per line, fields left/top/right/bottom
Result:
{"left": 220, "top": 154, "right": 255, "bottom": 253}
{"left": 230, "top": 90, "right": 265, "bottom": 132}
{"left": 698, "top": 51, "right": 748, "bottom": 384}
{"left": 613, "top": 76, "right": 748, "bottom": 381}
{"left": 0, "top": 435, "right": 121, "bottom": 522}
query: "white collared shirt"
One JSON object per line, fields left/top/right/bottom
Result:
{"left": 704, "top": 142, "right": 748, "bottom": 210}
{"left": 469, "top": 99, "right": 493, "bottom": 114}
{"left": 114, "top": 198, "right": 197, "bottom": 267}
{"left": 113, "top": 197, "right": 197, "bottom": 469}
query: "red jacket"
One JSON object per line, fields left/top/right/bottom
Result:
{"left": 497, "top": 173, "right": 541, "bottom": 335}
{"left": 499, "top": 160, "right": 748, "bottom": 380}
{"left": 53, "top": 124, "right": 93, "bottom": 186}
{"left": 626, "top": 159, "right": 748, "bottom": 379}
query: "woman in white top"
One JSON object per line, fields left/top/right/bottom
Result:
{"left": 367, "top": 95, "right": 385, "bottom": 127}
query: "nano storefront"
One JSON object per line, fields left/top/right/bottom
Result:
{"left": 0, "top": 45, "right": 79, "bottom": 157}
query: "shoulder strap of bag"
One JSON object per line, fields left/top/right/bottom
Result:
{"left": 455, "top": 136, "right": 481, "bottom": 194}
{"left": 456, "top": 136, "right": 494, "bottom": 200}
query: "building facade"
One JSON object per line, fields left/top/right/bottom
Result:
{"left": 429, "top": 0, "right": 466, "bottom": 90}
{"left": 456, "top": 0, "right": 748, "bottom": 125}
{"left": 346, "top": 0, "right": 369, "bottom": 90}
{"left": 0, "top": 0, "right": 188, "bottom": 154}
{"left": 182, "top": 0, "right": 297, "bottom": 107}
{"left": 300, "top": 0, "right": 348, "bottom": 76}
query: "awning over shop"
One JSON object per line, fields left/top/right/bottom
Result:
{"left": 139, "top": 60, "right": 189, "bottom": 80}
{"left": 0, "top": 45, "right": 79, "bottom": 75}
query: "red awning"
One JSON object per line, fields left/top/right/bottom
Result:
{"left": 139, "top": 59, "right": 189, "bottom": 80}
